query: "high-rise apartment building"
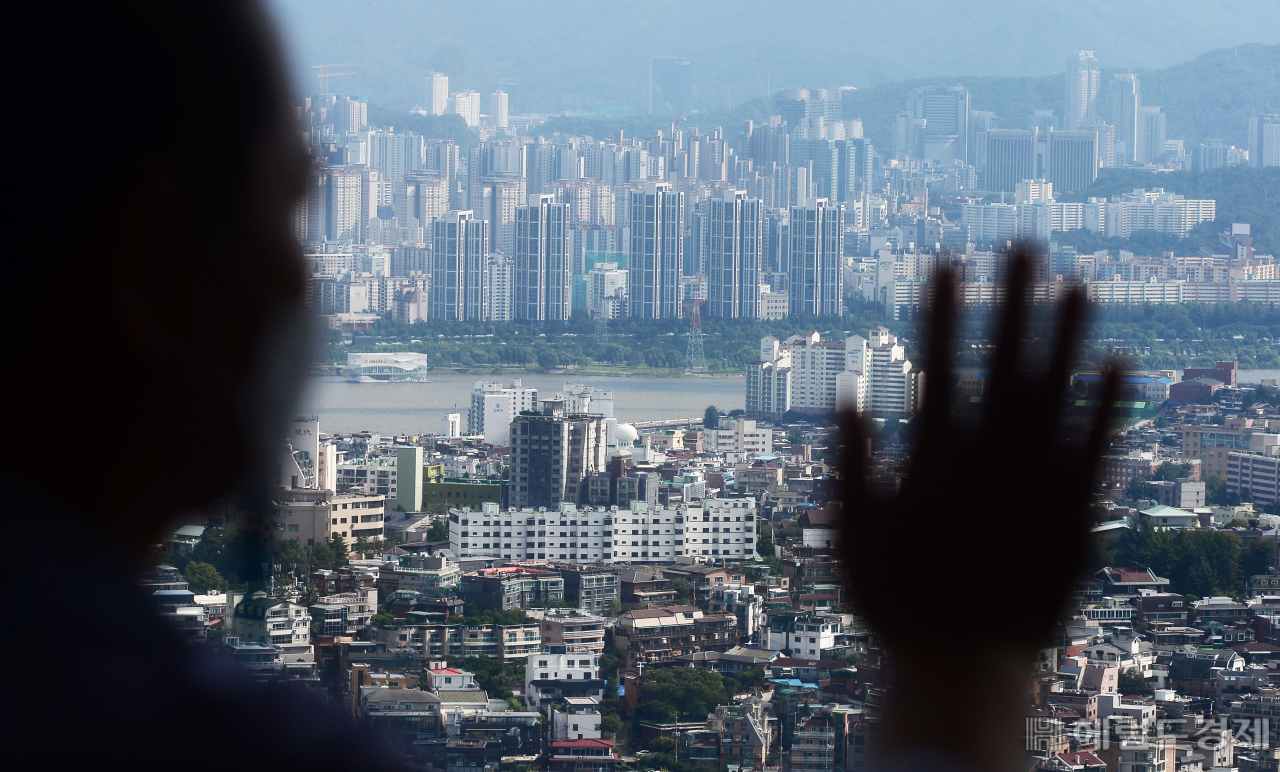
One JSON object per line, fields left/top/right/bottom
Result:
{"left": 490, "top": 90, "right": 509, "bottom": 129}
{"left": 705, "top": 190, "right": 763, "bottom": 319}
{"left": 745, "top": 336, "right": 792, "bottom": 420}
{"left": 451, "top": 90, "right": 481, "bottom": 128}
{"left": 1107, "top": 74, "right": 1142, "bottom": 164}
{"left": 1249, "top": 114, "right": 1280, "bottom": 167}
{"left": 428, "top": 72, "right": 449, "bottom": 116}
{"left": 908, "top": 85, "right": 971, "bottom": 163}
{"left": 1065, "top": 50, "right": 1101, "bottom": 131}
{"left": 788, "top": 198, "right": 844, "bottom": 317}
{"left": 509, "top": 402, "right": 607, "bottom": 509}
{"left": 514, "top": 195, "right": 573, "bottom": 321}
{"left": 650, "top": 57, "right": 693, "bottom": 117}
{"left": 485, "top": 253, "right": 514, "bottom": 322}
{"left": 836, "top": 138, "right": 874, "bottom": 201}
{"left": 430, "top": 210, "right": 489, "bottom": 321}
{"left": 985, "top": 130, "right": 1037, "bottom": 192}
{"left": 469, "top": 174, "right": 526, "bottom": 256}
{"left": 1047, "top": 130, "right": 1099, "bottom": 194}
{"left": 628, "top": 182, "right": 684, "bottom": 319}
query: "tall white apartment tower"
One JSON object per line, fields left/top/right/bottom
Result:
{"left": 451, "top": 90, "right": 481, "bottom": 128}
{"left": 430, "top": 211, "right": 489, "bottom": 321}
{"left": 490, "top": 90, "right": 509, "bottom": 129}
{"left": 514, "top": 195, "right": 573, "bottom": 321}
{"left": 706, "top": 190, "right": 764, "bottom": 319}
{"left": 628, "top": 182, "right": 685, "bottom": 319}
{"left": 1065, "top": 50, "right": 1101, "bottom": 131}
{"left": 428, "top": 72, "right": 449, "bottom": 116}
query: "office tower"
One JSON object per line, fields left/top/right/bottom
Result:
{"left": 1078, "top": 118, "right": 1115, "bottom": 167}
{"left": 836, "top": 137, "right": 874, "bottom": 201}
{"left": 514, "top": 195, "right": 572, "bottom": 321}
{"left": 451, "top": 90, "right": 481, "bottom": 127}
{"left": 428, "top": 72, "right": 449, "bottom": 116}
{"left": 1192, "top": 140, "right": 1229, "bottom": 172}
{"left": 969, "top": 110, "right": 998, "bottom": 170}
{"left": 1107, "top": 74, "right": 1142, "bottom": 164}
{"left": 468, "top": 379, "right": 538, "bottom": 443}
{"left": 628, "top": 182, "right": 684, "bottom": 319}
{"left": 892, "top": 113, "right": 927, "bottom": 161}
{"left": 430, "top": 210, "right": 489, "bottom": 321}
{"left": 1141, "top": 107, "right": 1166, "bottom": 164}
{"left": 705, "top": 190, "right": 763, "bottom": 319}
{"left": 788, "top": 198, "right": 844, "bottom": 317}
{"left": 509, "top": 401, "right": 607, "bottom": 508}
{"left": 1248, "top": 114, "right": 1280, "bottom": 167}
{"left": 1047, "top": 130, "right": 1099, "bottom": 194}
{"left": 1065, "top": 50, "right": 1101, "bottom": 131}
{"left": 791, "top": 139, "right": 839, "bottom": 200}
{"left": 985, "top": 130, "right": 1037, "bottom": 192}
{"left": 908, "top": 85, "right": 970, "bottom": 163}
{"left": 650, "top": 57, "right": 693, "bottom": 117}
{"left": 490, "top": 90, "right": 509, "bottom": 129}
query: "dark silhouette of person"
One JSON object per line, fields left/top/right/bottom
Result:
{"left": 840, "top": 257, "right": 1118, "bottom": 771}
{"left": 2, "top": 2, "right": 1115, "bottom": 768}
{"left": 5, "top": 2, "right": 399, "bottom": 769}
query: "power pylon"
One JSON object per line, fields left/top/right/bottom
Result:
{"left": 686, "top": 300, "right": 707, "bottom": 373}
{"left": 593, "top": 309, "right": 609, "bottom": 346}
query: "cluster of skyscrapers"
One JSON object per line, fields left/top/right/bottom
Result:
{"left": 292, "top": 54, "right": 1278, "bottom": 325}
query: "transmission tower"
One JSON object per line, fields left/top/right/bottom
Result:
{"left": 686, "top": 300, "right": 707, "bottom": 373}
{"left": 593, "top": 309, "right": 609, "bottom": 346}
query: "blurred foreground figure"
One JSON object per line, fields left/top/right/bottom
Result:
{"left": 5, "top": 3, "right": 397, "bottom": 769}
{"left": 839, "top": 253, "right": 1118, "bottom": 772}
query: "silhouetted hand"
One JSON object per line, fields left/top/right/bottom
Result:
{"left": 838, "top": 249, "right": 1119, "bottom": 771}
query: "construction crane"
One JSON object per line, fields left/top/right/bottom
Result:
{"left": 649, "top": 77, "right": 685, "bottom": 126}
{"left": 312, "top": 63, "right": 356, "bottom": 98}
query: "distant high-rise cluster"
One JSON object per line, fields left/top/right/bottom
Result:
{"left": 292, "top": 50, "right": 1268, "bottom": 326}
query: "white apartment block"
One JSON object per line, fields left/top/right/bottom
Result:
{"left": 703, "top": 418, "right": 773, "bottom": 455}
{"left": 750, "top": 329, "right": 920, "bottom": 418}
{"left": 448, "top": 499, "right": 757, "bottom": 564}
{"left": 486, "top": 253, "right": 515, "bottom": 322}
{"left": 450, "top": 90, "right": 481, "bottom": 127}
{"left": 468, "top": 379, "right": 538, "bottom": 443}
{"left": 745, "top": 336, "right": 792, "bottom": 420}
{"left": 525, "top": 650, "right": 601, "bottom": 708}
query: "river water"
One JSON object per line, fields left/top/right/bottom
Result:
{"left": 296, "top": 373, "right": 746, "bottom": 436}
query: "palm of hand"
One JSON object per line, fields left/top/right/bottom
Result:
{"left": 840, "top": 256, "right": 1117, "bottom": 658}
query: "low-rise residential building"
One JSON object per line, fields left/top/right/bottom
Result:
{"left": 613, "top": 606, "right": 741, "bottom": 669}
{"left": 525, "top": 646, "right": 604, "bottom": 711}
{"left": 459, "top": 567, "right": 565, "bottom": 611}
{"left": 371, "top": 622, "right": 541, "bottom": 660}
{"left": 232, "top": 592, "right": 313, "bottom": 664}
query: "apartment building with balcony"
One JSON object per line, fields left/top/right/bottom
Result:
{"left": 613, "top": 605, "right": 740, "bottom": 669}
{"left": 372, "top": 622, "right": 541, "bottom": 660}
{"left": 232, "top": 591, "right": 312, "bottom": 664}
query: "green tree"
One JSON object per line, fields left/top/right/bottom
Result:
{"left": 427, "top": 517, "right": 449, "bottom": 542}
{"left": 329, "top": 533, "right": 350, "bottom": 569}
{"left": 353, "top": 534, "right": 372, "bottom": 556}
{"left": 786, "top": 427, "right": 806, "bottom": 446}
{"left": 703, "top": 405, "right": 720, "bottom": 429}
{"left": 1152, "top": 461, "right": 1193, "bottom": 481}
{"left": 671, "top": 577, "right": 692, "bottom": 604}
{"left": 636, "top": 667, "right": 730, "bottom": 723}
{"left": 1118, "top": 668, "right": 1153, "bottom": 696}
{"left": 311, "top": 540, "right": 336, "bottom": 570}
{"left": 183, "top": 561, "right": 228, "bottom": 594}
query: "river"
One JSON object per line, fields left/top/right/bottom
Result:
{"left": 296, "top": 373, "right": 746, "bottom": 436}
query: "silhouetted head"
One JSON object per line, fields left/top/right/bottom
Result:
{"left": 9, "top": 2, "right": 310, "bottom": 557}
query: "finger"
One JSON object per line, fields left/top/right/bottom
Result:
{"left": 1042, "top": 288, "right": 1085, "bottom": 431}
{"left": 921, "top": 267, "right": 957, "bottom": 439}
{"left": 837, "top": 409, "right": 871, "bottom": 510}
{"left": 985, "top": 245, "right": 1032, "bottom": 424}
{"left": 1077, "top": 361, "right": 1123, "bottom": 491}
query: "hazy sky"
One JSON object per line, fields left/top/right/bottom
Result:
{"left": 266, "top": 0, "right": 1280, "bottom": 112}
